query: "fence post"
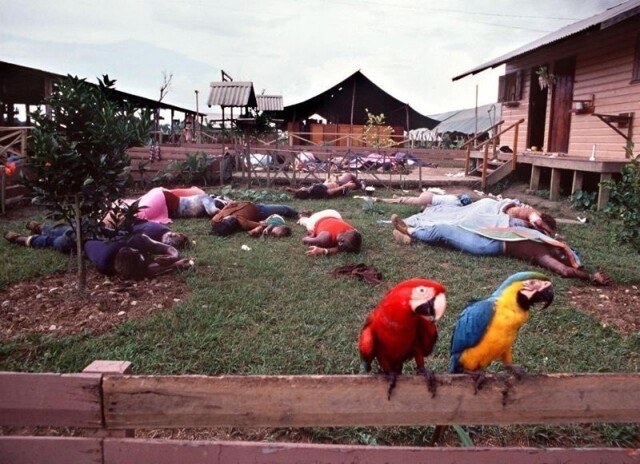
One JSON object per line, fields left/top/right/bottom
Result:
{"left": 1, "top": 167, "right": 5, "bottom": 215}
{"left": 83, "top": 360, "right": 134, "bottom": 438}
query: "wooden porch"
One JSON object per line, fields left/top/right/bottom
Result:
{"left": 467, "top": 149, "right": 627, "bottom": 210}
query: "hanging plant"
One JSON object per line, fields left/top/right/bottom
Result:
{"left": 535, "top": 65, "right": 556, "bottom": 90}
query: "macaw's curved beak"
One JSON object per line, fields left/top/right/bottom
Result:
{"left": 415, "top": 298, "right": 435, "bottom": 320}
{"left": 532, "top": 283, "right": 554, "bottom": 309}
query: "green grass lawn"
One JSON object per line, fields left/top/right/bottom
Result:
{"left": 1, "top": 186, "right": 639, "bottom": 446}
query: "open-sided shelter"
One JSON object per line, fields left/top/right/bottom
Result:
{"left": 0, "top": 60, "right": 200, "bottom": 128}
{"left": 281, "top": 70, "right": 438, "bottom": 147}
{"left": 207, "top": 81, "right": 258, "bottom": 129}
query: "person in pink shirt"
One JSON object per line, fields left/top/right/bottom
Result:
{"left": 112, "top": 187, "right": 226, "bottom": 225}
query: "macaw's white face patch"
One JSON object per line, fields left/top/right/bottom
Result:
{"left": 411, "top": 285, "right": 446, "bottom": 321}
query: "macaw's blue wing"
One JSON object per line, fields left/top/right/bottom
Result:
{"left": 449, "top": 298, "right": 496, "bottom": 373}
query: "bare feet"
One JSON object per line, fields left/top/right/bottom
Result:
{"left": 592, "top": 271, "right": 613, "bottom": 286}
{"left": 4, "top": 231, "right": 20, "bottom": 242}
{"left": 391, "top": 214, "right": 410, "bottom": 235}
{"left": 25, "top": 221, "right": 42, "bottom": 233}
{"left": 392, "top": 229, "right": 412, "bottom": 245}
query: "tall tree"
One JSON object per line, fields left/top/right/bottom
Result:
{"left": 24, "top": 75, "right": 152, "bottom": 292}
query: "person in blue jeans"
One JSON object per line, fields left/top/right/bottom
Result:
{"left": 4, "top": 220, "right": 193, "bottom": 280}
{"left": 390, "top": 214, "right": 611, "bottom": 286}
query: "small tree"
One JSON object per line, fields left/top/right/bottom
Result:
{"left": 24, "top": 75, "right": 152, "bottom": 292}
{"left": 362, "top": 110, "right": 396, "bottom": 150}
{"left": 602, "top": 141, "right": 640, "bottom": 253}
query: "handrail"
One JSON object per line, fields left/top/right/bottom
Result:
{"left": 464, "top": 118, "right": 525, "bottom": 189}
{"left": 460, "top": 120, "right": 504, "bottom": 150}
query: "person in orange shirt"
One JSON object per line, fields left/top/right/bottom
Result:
{"left": 299, "top": 209, "right": 362, "bottom": 256}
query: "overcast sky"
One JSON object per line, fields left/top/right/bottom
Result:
{"left": 0, "top": 0, "right": 624, "bottom": 119}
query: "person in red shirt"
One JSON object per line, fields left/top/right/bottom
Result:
{"left": 299, "top": 209, "right": 362, "bottom": 256}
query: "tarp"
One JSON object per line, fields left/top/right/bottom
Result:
{"left": 409, "top": 103, "right": 501, "bottom": 141}
{"left": 404, "top": 197, "right": 515, "bottom": 229}
{"left": 282, "top": 70, "right": 438, "bottom": 131}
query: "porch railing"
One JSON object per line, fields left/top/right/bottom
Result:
{"left": 464, "top": 118, "right": 525, "bottom": 190}
{"left": 0, "top": 127, "right": 31, "bottom": 214}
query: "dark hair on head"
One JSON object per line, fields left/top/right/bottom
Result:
{"left": 113, "top": 247, "right": 147, "bottom": 280}
{"left": 540, "top": 213, "right": 557, "bottom": 233}
{"left": 293, "top": 189, "right": 310, "bottom": 200}
{"left": 270, "top": 225, "right": 291, "bottom": 238}
{"left": 337, "top": 229, "right": 362, "bottom": 253}
{"left": 163, "top": 231, "right": 190, "bottom": 250}
{"left": 210, "top": 215, "right": 239, "bottom": 236}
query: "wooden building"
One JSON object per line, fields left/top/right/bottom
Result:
{"left": 454, "top": 0, "right": 640, "bottom": 207}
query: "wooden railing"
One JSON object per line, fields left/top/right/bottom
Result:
{"left": 127, "top": 142, "right": 468, "bottom": 190}
{"left": 0, "top": 127, "right": 32, "bottom": 214}
{"left": 464, "top": 119, "right": 525, "bottom": 190}
{"left": 1, "top": 361, "right": 639, "bottom": 463}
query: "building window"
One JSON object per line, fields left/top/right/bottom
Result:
{"left": 632, "top": 32, "right": 640, "bottom": 83}
{"left": 498, "top": 70, "right": 523, "bottom": 103}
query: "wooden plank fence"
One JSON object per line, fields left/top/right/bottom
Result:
{"left": 128, "top": 142, "right": 469, "bottom": 190}
{"left": 1, "top": 361, "right": 639, "bottom": 463}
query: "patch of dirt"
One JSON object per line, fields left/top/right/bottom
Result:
{"left": 0, "top": 268, "right": 189, "bottom": 340}
{"left": 567, "top": 284, "right": 640, "bottom": 336}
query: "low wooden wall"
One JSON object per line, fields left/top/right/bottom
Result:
{"left": 1, "top": 361, "right": 639, "bottom": 463}
{"left": 127, "top": 143, "right": 468, "bottom": 190}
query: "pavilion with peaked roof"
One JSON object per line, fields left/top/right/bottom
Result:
{"left": 281, "top": 70, "right": 438, "bottom": 132}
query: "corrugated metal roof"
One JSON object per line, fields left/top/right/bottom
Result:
{"left": 256, "top": 94, "right": 283, "bottom": 112}
{"left": 0, "top": 60, "right": 201, "bottom": 114}
{"left": 428, "top": 103, "right": 502, "bottom": 135}
{"left": 453, "top": 0, "right": 640, "bottom": 81}
{"left": 207, "top": 81, "right": 257, "bottom": 108}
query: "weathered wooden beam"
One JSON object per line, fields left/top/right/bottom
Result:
{"left": 571, "top": 170, "right": 584, "bottom": 194}
{"left": 2, "top": 437, "right": 638, "bottom": 464}
{"left": 529, "top": 164, "right": 541, "bottom": 191}
{"left": 103, "top": 373, "right": 640, "bottom": 429}
{"left": 598, "top": 172, "right": 612, "bottom": 211}
{"left": 549, "top": 168, "right": 561, "bottom": 200}
{"left": 0, "top": 437, "right": 102, "bottom": 464}
{"left": 0, "top": 372, "right": 103, "bottom": 427}
{"left": 102, "top": 439, "right": 640, "bottom": 464}
{"left": 83, "top": 360, "right": 134, "bottom": 438}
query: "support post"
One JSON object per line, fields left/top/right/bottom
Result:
{"left": 529, "top": 165, "right": 541, "bottom": 191}
{"left": 83, "top": 360, "right": 134, "bottom": 438}
{"left": 550, "top": 168, "right": 561, "bottom": 201}
{"left": 571, "top": 171, "right": 584, "bottom": 195}
{"left": 598, "top": 173, "right": 612, "bottom": 210}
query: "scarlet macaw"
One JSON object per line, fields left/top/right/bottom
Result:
{"left": 358, "top": 278, "right": 447, "bottom": 399}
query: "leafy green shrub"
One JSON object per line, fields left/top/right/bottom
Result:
{"left": 153, "top": 152, "right": 216, "bottom": 186}
{"left": 570, "top": 190, "right": 597, "bottom": 211}
{"left": 602, "top": 142, "right": 640, "bottom": 252}
{"left": 532, "top": 189, "right": 550, "bottom": 198}
{"left": 219, "top": 185, "right": 291, "bottom": 203}
{"left": 23, "top": 74, "right": 151, "bottom": 291}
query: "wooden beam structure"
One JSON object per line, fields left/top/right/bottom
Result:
{"left": 2, "top": 367, "right": 639, "bottom": 464}
{"left": 102, "top": 373, "right": 640, "bottom": 429}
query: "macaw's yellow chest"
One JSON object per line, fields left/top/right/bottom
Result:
{"left": 459, "top": 299, "right": 529, "bottom": 371}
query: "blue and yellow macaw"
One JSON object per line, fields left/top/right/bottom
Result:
{"left": 432, "top": 271, "right": 554, "bottom": 446}
{"left": 449, "top": 271, "right": 554, "bottom": 379}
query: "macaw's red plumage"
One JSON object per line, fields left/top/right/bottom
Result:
{"left": 358, "top": 278, "right": 446, "bottom": 399}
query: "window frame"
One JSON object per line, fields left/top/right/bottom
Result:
{"left": 498, "top": 70, "right": 523, "bottom": 104}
